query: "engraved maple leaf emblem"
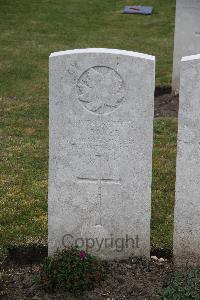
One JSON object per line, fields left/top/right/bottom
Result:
{"left": 77, "top": 66, "right": 124, "bottom": 114}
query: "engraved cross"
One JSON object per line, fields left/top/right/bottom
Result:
{"left": 77, "top": 154, "right": 121, "bottom": 225}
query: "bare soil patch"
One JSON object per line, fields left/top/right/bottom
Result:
{"left": 155, "top": 93, "right": 179, "bottom": 118}
{"left": 1, "top": 257, "right": 173, "bottom": 300}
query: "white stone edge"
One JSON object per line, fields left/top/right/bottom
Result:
{"left": 181, "top": 54, "right": 200, "bottom": 62}
{"left": 49, "top": 48, "right": 155, "bottom": 61}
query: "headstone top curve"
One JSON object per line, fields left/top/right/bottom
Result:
{"left": 49, "top": 48, "right": 155, "bottom": 61}
{"left": 182, "top": 54, "right": 200, "bottom": 62}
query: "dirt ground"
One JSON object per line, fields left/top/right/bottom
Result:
{"left": 0, "top": 257, "right": 173, "bottom": 300}
{"left": 154, "top": 92, "right": 179, "bottom": 118}
{"left": 0, "top": 92, "right": 178, "bottom": 299}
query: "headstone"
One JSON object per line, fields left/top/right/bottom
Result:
{"left": 172, "top": 0, "right": 200, "bottom": 93}
{"left": 174, "top": 54, "right": 200, "bottom": 266}
{"left": 48, "top": 48, "right": 155, "bottom": 260}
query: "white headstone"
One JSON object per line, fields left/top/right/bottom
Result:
{"left": 174, "top": 54, "right": 200, "bottom": 266}
{"left": 48, "top": 48, "right": 155, "bottom": 260}
{"left": 172, "top": 0, "right": 200, "bottom": 93}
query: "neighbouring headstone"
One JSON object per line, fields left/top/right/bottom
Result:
{"left": 174, "top": 54, "right": 200, "bottom": 266}
{"left": 48, "top": 48, "right": 155, "bottom": 260}
{"left": 172, "top": 0, "right": 200, "bottom": 93}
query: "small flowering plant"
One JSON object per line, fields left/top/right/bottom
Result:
{"left": 40, "top": 246, "right": 106, "bottom": 296}
{"left": 79, "top": 249, "right": 86, "bottom": 260}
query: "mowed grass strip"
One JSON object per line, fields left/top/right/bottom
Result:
{"left": 0, "top": 0, "right": 177, "bottom": 250}
{"left": 0, "top": 97, "right": 48, "bottom": 246}
{"left": 0, "top": 0, "right": 175, "bottom": 99}
{"left": 152, "top": 118, "right": 177, "bottom": 249}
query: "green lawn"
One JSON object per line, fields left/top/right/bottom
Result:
{"left": 152, "top": 118, "right": 177, "bottom": 249}
{"left": 0, "top": 0, "right": 177, "bottom": 251}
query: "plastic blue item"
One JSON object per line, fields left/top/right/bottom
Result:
{"left": 123, "top": 6, "right": 153, "bottom": 15}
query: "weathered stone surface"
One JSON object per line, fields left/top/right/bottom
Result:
{"left": 174, "top": 54, "right": 200, "bottom": 266}
{"left": 172, "top": 0, "right": 200, "bottom": 93}
{"left": 48, "top": 48, "right": 155, "bottom": 259}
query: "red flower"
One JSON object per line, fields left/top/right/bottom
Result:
{"left": 79, "top": 250, "right": 86, "bottom": 260}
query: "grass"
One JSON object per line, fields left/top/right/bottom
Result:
{"left": 0, "top": 0, "right": 175, "bottom": 99}
{"left": 152, "top": 118, "right": 177, "bottom": 249}
{"left": 0, "top": 0, "right": 177, "bottom": 250}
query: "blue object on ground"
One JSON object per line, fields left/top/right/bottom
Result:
{"left": 123, "top": 6, "right": 153, "bottom": 15}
